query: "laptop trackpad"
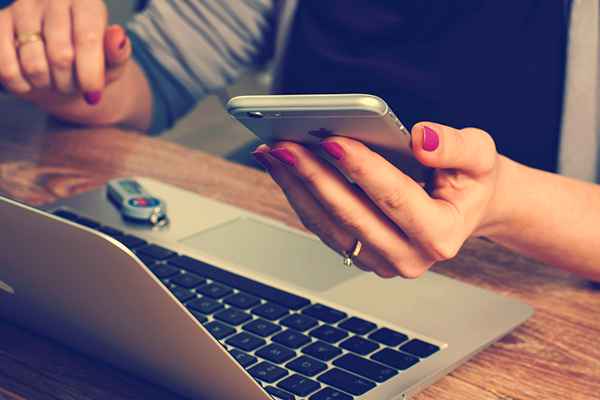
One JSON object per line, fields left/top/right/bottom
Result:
{"left": 180, "top": 218, "right": 361, "bottom": 292}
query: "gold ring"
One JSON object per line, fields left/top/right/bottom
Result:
{"left": 342, "top": 240, "right": 363, "bottom": 268}
{"left": 15, "top": 32, "right": 44, "bottom": 49}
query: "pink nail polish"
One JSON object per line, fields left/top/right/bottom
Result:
{"left": 269, "top": 148, "right": 296, "bottom": 167}
{"left": 119, "top": 37, "right": 128, "bottom": 50}
{"left": 422, "top": 126, "right": 440, "bottom": 152}
{"left": 252, "top": 151, "right": 271, "bottom": 171}
{"left": 321, "top": 141, "right": 345, "bottom": 160}
{"left": 84, "top": 91, "right": 102, "bottom": 106}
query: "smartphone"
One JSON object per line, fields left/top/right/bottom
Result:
{"left": 226, "top": 94, "right": 430, "bottom": 182}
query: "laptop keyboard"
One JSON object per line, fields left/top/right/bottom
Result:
{"left": 53, "top": 209, "right": 441, "bottom": 399}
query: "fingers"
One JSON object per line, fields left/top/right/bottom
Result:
{"left": 0, "top": 11, "right": 31, "bottom": 94}
{"left": 72, "top": 0, "right": 108, "bottom": 100}
{"left": 44, "top": 0, "right": 76, "bottom": 94}
{"left": 317, "top": 136, "right": 459, "bottom": 261}
{"left": 253, "top": 146, "right": 399, "bottom": 278}
{"left": 264, "top": 143, "right": 432, "bottom": 278}
{"left": 411, "top": 123, "right": 498, "bottom": 177}
{"left": 104, "top": 25, "right": 131, "bottom": 67}
{"left": 11, "top": 1, "right": 51, "bottom": 89}
{"left": 104, "top": 24, "right": 132, "bottom": 84}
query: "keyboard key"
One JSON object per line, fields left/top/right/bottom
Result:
{"left": 190, "top": 310, "right": 208, "bottom": 324}
{"left": 272, "top": 330, "right": 311, "bottom": 349}
{"left": 248, "top": 361, "right": 288, "bottom": 383}
{"left": 278, "top": 374, "right": 321, "bottom": 397}
{"left": 339, "top": 336, "right": 379, "bottom": 355}
{"left": 371, "top": 348, "right": 419, "bottom": 370}
{"left": 53, "top": 209, "right": 80, "bottom": 221}
{"left": 230, "top": 348, "right": 258, "bottom": 368}
{"left": 98, "top": 225, "right": 123, "bottom": 237}
{"left": 243, "top": 319, "right": 281, "bottom": 337}
{"left": 266, "top": 386, "right": 296, "bottom": 400}
{"left": 150, "top": 264, "right": 180, "bottom": 279}
{"left": 170, "top": 272, "right": 206, "bottom": 289}
{"left": 224, "top": 292, "right": 260, "bottom": 309}
{"left": 197, "top": 282, "right": 233, "bottom": 299}
{"left": 252, "top": 302, "right": 289, "bottom": 320}
{"left": 168, "top": 285, "right": 195, "bottom": 302}
{"left": 303, "top": 304, "right": 347, "bottom": 324}
{"left": 399, "top": 339, "right": 440, "bottom": 358}
{"left": 136, "top": 244, "right": 176, "bottom": 261}
{"left": 333, "top": 354, "right": 397, "bottom": 383}
{"left": 281, "top": 314, "right": 318, "bottom": 331}
{"left": 310, "top": 325, "right": 348, "bottom": 343}
{"left": 76, "top": 216, "right": 101, "bottom": 229}
{"left": 169, "top": 256, "right": 310, "bottom": 309}
{"left": 302, "top": 341, "right": 342, "bottom": 361}
{"left": 310, "top": 387, "right": 353, "bottom": 400}
{"left": 338, "top": 317, "right": 377, "bottom": 335}
{"left": 256, "top": 343, "right": 296, "bottom": 364}
{"left": 368, "top": 328, "right": 408, "bottom": 347}
{"left": 214, "top": 308, "right": 252, "bottom": 326}
{"left": 204, "top": 321, "right": 236, "bottom": 340}
{"left": 113, "top": 234, "right": 147, "bottom": 249}
{"left": 318, "top": 368, "right": 375, "bottom": 396}
{"left": 226, "top": 332, "right": 266, "bottom": 352}
{"left": 186, "top": 297, "right": 224, "bottom": 314}
{"left": 286, "top": 356, "right": 327, "bottom": 376}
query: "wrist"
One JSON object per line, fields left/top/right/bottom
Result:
{"left": 474, "top": 155, "right": 523, "bottom": 240}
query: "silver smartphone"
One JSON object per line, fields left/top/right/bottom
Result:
{"left": 226, "top": 94, "right": 430, "bottom": 182}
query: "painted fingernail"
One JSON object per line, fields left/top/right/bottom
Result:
{"left": 321, "top": 141, "right": 345, "bottom": 160}
{"left": 252, "top": 151, "right": 271, "bottom": 171}
{"left": 83, "top": 91, "right": 102, "bottom": 106}
{"left": 422, "top": 126, "right": 440, "bottom": 152}
{"left": 119, "top": 37, "right": 128, "bottom": 50}
{"left": 269, "top": 148, "right": 296, "bottom": 167}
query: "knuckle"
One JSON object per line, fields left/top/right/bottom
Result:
{"left": 462, "top": 128, "right": 498, "bottom": 172}
{"left": 377, "top": 190, "right": 409, "bottom": 212}
{"left": 345, "top": 161, "right": 369, "bottom": 181}
{"left": 0, "top": 65, "right": 21, "bottom": 83}
{"left": 423, "top": 239, "right": 460, "bottom": 262}
{"left": 48, "top": 47, "right": 74, "bottom": 69}
{"left": 22, "top": 60, "right": 48, "bottom": 78}
{"left": 75, "top": 31, "right": 102, "bottom": 48}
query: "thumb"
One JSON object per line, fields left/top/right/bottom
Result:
{"left": 411, "top": 122, "right": 498, "bottom": 176}
{"left": 104, "top": 25, "right": 131, "bottom": 69}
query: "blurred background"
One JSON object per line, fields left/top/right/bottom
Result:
{"left": 0, "top": 0, "right": 271, "bottom": 160}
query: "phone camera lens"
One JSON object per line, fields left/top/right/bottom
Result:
{"left": 247, "top": 111, "right": 264, "bottom": 119}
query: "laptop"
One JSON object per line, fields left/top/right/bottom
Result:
{"left": 0, "top": 177, "right": 533, "bottom": 400}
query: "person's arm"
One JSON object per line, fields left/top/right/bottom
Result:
{"left": 482, "top": 157, "right": 600, "bottom": 279}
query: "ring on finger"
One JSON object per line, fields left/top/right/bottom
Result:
{"left": 15, "top": 32, "right": 44, "bottom": 49}
{"left": 342, "top": 239, "right": 363, "bottom": 268}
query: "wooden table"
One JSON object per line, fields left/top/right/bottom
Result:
{"left": 0, "top": 101, "right": 598, "bottom": 400}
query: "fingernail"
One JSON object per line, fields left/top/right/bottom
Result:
{"left": 119, "top": 37, "right": 128, "bottom": 50}
{"left": 269, "top": 148, "right": 296, "bottom": 167}
{"left": 84, "top": 91, "right": 102, "bottom": 106}
{"left": 422, "top": 126, "right": 440, "bottom": 152}
{"left": 321, "top": 141, "right": 345, "bottom": 160}
{"left": 252, "top": 151, "right": 271, "bottom": 171}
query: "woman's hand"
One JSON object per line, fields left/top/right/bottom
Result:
{"left": 0, "top": 0, "right": 131, "bottom": 106}
{"left": 253, "top": 123, "right": 503, "bottom": 278}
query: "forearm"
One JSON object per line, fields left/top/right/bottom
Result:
{"left": 483, "top": 156, "right": 600, "bottom": 280}
{"left": 25, "top": 61, "right": 152, "bottom": 131}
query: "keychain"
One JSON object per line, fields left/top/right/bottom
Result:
{"left": 107, "top": 179, "right": 168, "bottom": 226}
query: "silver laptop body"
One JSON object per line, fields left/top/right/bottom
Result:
{"left": 0, "top": 178, "right": 533, "bottom": 399}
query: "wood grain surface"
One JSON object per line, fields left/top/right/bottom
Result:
{"left": 0, "top": 112, "right": 598, "bottom": 400}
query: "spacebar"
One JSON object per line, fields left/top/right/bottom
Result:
{"left": 169, "top": 255, "right": 310, "bottom": 310}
